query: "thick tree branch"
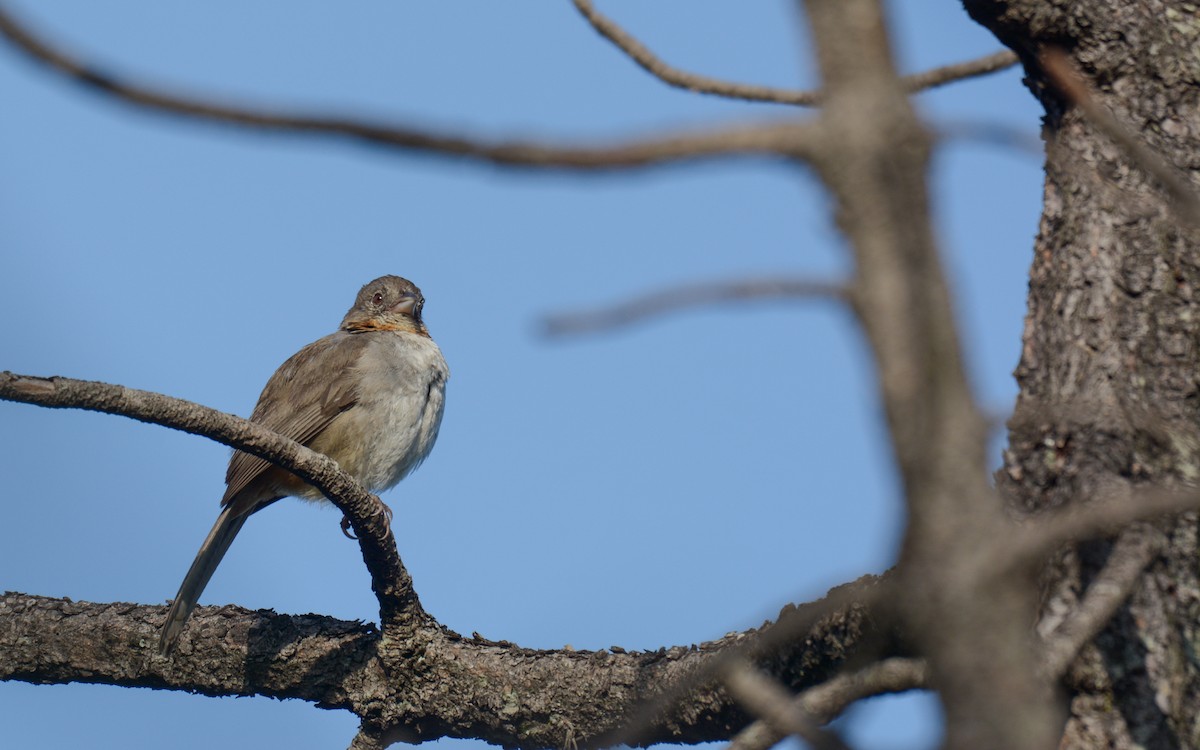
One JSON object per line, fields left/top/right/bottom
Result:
{"left": 0, "top": 586, "right": 888, "bottom": 748}
{"left": 572, "top": 0, "right": 1017, "bottom": 106}
{"left": 0, "top": 594, "right": 379, "bottom": 705}
{"left": 0, "top": 2, "right": 818, "bottom": 170}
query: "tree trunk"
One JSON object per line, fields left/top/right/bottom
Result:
{"left": 965, "top": 1, "right": 1200, "bottom": 746}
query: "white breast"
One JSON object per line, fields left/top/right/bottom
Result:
{"left": 321, "top": 331, "right": 448, "bottom": 493}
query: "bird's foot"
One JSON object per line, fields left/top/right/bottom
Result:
{"left": 340, "top": 499, "right": 394, "bottom": 540}
{"left": 370, "top": 499, "right": 395, "bottom": 540}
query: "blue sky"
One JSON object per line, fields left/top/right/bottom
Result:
{"left": 0, "top": 2, "right": 1043, "bottom": 748}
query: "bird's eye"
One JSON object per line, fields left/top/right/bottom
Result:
{"left": 372, "top": 292, "right": 384, "bottom": 305}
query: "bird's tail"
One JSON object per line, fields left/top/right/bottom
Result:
{"left": 158, "top": 506, "right": 248, "bottom": 656}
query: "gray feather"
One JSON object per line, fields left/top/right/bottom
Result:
{"left": 158, "top": 506, "right": 249, "bottom": 656}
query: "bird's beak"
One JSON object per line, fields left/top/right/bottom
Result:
{"left": 389, "top": 294, "right": 419, "bottom": 317}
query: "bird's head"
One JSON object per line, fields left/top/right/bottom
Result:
{"left": 341, "top": 275, "right": 429, "bottom": 336}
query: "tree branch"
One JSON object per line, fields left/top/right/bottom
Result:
{"left": 901, "top": 50, "right": 1021, "bottom": 95}
{"left": 722, "top": 662, "right": 851, "bottom": 750}
{"left": 572, "top": 0, "right": 1017, "bottom": 106}
{"left": 723, "top": 522, "right": 1161, "bottom": 750}
{"left": 0, "top": 594, "right": 379, "bottom": 706}
{"left": 725, "top": 658, "right": 928, "bottom": 750}
{"left": 0, "top": 372, "right": 895, "bottom": 745}
{"left": 597, "top": 575, "right": 892, "bottom": 747}
{"left": 800, "top": 0, "right": 1059, "bottom": 746}
{"left": 722, "top": 520, "right": 1164, "bottom": 750}
{"left": 720, "top": 519, "right": 1159, "bottom": 750}
{"left": 0, "top": 371, "right": 419, "bottom": 630}
{"left": 0, "top": 586, "right": 887, "bottom": 748}
{"left": 0, "top": 1, "right": 817, "bottom": 170}
{"left": 1038, "top": 525, "right": 1161, "bottom": 680}
{"left": 1004, "top": 484, "right": 1199, "bottom": 570}
{"left": 542, "top": 277, "right": 849, "bottom": 337}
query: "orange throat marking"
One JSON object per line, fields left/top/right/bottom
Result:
{"left": 344, "top": 319, "right": 428, "bottom": 337}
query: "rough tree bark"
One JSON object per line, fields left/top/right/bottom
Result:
{"left": 966, "top": 1, "right": 1200, "bottom": 747}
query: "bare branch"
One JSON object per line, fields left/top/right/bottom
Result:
{"left": 723, "top": 515, "right": 1158, "bottom": 750}
{"left": 726, "top": 658, "right": 928, "bottom": 750}
{"left": 901, "top": 50, "right": 1021, "bottom": 94}
{"left": 722, "top": 662, "right": 851, "bottom": 750}
{"left": 800, "top": 657, "right": 928, "bottom": 721}
{"left": 542, "top": 277, "right": 849, "bottom": 337}
{"left": 0, "top": 371, "right": 420, "bottom": 628}
{"left": 597, "top": 575, "right": 889, "bottom": 747}
{"left": 0, "top": 375, "right": 894, "bottom": 743}
{"left": 719, "top": 524, "right": 1164, "bottom": 750}
{"left": 801, "top": 0, "right": 1060, "bottom": 745}
{"left": 572, "top": 0, "right": 1016, "bottom": 106}
{"left": 1040, "top": 47, "right": 1200, "bottom": 227}
{"left": 0, "top": 593, "right": 379, "bottom": 707}
{"left": 723, "top": 516, "right": 1163, "bottom": 750}
{"left": 1, "top": 587, "right": 888, "bottom": 748}
{"left": 1038, "top": 525, "right": 1160, "bottom": 679}
{"left": 1006, "top": 484, "right": 1199, "bottom": 568}
{"left": 0, "top": 2, "right": 817, "bottom": 170}
{"left": 571, "top": 0, "right": 817, "bottom": 105}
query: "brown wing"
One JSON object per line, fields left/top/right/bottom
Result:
{"left": 222, "top": 331, "right": 366, "bottom": 509}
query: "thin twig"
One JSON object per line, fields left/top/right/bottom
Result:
{"left": 542, "top": 277, "right": 848, "bottom": 337}
{"left": 722, "top": 662, "right": 851, "bottom": 750}
{"left": 1038, "top": 525, "right": 1161, "bottom": 679}
{"left": 725, "top": 658, "right": 927, "bottom": 750}
{"left": 901, "top": 50, "right": 1021, "bottom": 94}
{"left": 0, "top": 2, "right": 816, "bottom": 170}
{"left": 1040, "top": 47, "right": 1200, "bottom": 227}
{"left": 573, "top": 0, "right": 1017, "bottom": 106}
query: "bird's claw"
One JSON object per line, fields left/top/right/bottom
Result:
{"left": 340, "top": 500, "right": 394, "bottom": 540}
{"left": 374, "top": 500, "right": 395, "bottom": 526}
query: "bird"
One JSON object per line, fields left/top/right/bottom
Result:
{"left": 158, "top": 275, "right": 449, "bottom": 656}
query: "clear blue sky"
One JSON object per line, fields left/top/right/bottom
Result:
{"left": 0, "top": 2, "right": 1042, "bottom": 748}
